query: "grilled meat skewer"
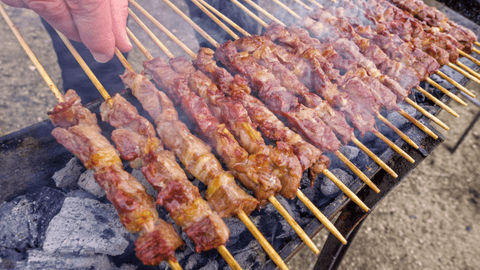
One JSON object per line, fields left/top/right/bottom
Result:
{"left": 99, "top": 94, "right": 230, "bottom": 253}
{"left": 49, "top": 89, "right": 184, "bottom": 265}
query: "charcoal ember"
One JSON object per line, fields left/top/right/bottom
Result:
{"left": 77, "top": 170, "right": 105, "bottom": 198}
{"left": 25, "top": 249, "right": 115, "bottom": 270}
{"left": 65, "top": 189, "right": 100, "bottom": 201}
{"left": 130, "top": 169, "right": 157, "bottom": 199}
{"left": 320, "top": 168, "right": 354, "bottom": 198}
{"left": 43, "top": 197, "right": 129, "bottom": 256}
{"left": 0, "top": 187, "right": 65, "bottom": 254}
{"left": 231, "top": 240, "right": 266, "bottom": 270}
{"left": 223, "top": 217, "right": 247, "bottom": 248}
{"left": 184, "top": 250, "right": 218, "bottom": 270}
{"left": 52, "top": 157, "right": 85, "bottom": 190}
{"left": 199, "top": 259, "right": 219, "bottom": 270}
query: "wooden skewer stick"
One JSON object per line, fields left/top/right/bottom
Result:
{"left": 472, "top": 47, "right": 480, "bottom": 57}
{"left": 271, "top": 0, "right": 301, "bottom": 19}
{"left": 352, "top": 137, "right": 399, "bottom": 176}
{"left": 458, "top": 49, "right": 480, "bottom": 67}
{"left": 448, "top": 63, "right": 480, "bottom": 85}
{"left": 231, "top": 0, "right": 269, "bottom": 28}
{"left": 436, "top": 70, "right": 476, "bottom": 98}
{"left": 190, "top": 0, "right": 240, "bottom": 40}
{"left": 376, "top": 113, "right": 419, "bottom": 149}
{"left": 335, "top": 151, "right": 380, "bottom": 193}
{"left": 0, "top": 5, "right": 185, "bottom": 268}
{"left": 242, "top": 0, "right": 286, "bottom": 26}
{"left": 196, "top": 0, "right": 251, "bottom": 37}
{"left": 292, "top": 0, "right": 313, "bottom": 11}
{"left": 414, "top": 86, "right": 458, "bottom": 119}
{"left": 425, "top": 78, "right": 468, "bottom": 106}
{"left": 306, "top": 0, "right": 323, "bottom": 8}
{"left": 455, "top": 61, "right": 480, "bottom": 81}
{"left": 371, "top": 129, "right": 416, "bottom": 162}
{"left": 0, "top": 4, "right": 64, "bottom": 102}
{"left": 474, "top": 41, "right": 480, "bottom": 47}
{"left": 322, "top": 170, "right": 369, "bottom": 212}
{"left": 237, "top": 211, "right": 289, "bottom": 270}
{"left": 404, "top": 98, "right": 449, "bottom": 130}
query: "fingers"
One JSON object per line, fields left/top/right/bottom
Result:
{"left": 65, "top": 0, "right": 116, "bottom": 62}
{"left": 110, "top": 0, "right": 132, "bottom": 53}
{"left": 23, "top": 0, "right": 81, "bottom": 41}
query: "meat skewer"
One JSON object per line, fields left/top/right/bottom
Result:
{"left": 333, "top": 0, "right": 477, "bottom": 98}
{"left": 228, "top": 0, "right": 451, "bottom": 131}
{"left": 128, "top": 13, "right": 346, "bottom": 252}
{"left": 129, "top": 0, "right": 369, "bottom": 209}
{"left": 0, "top": 6, "right": 186, "bottom": 268}
{"left": 54, "top": 31, "right": 246, "bottom": 269}
{"left": 148, "top": 0, "right": 380, "bottom": 194}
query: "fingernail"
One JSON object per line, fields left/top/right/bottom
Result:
{"left": 92, "top": 52, "right": 110, "bottom": 63}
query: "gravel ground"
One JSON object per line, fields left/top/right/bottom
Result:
{"left": 1, "top": 1, "right": 480, "bottom": 270}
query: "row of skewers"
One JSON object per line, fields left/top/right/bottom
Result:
{"left": 2, "top": 0, "right": 480, "bottom": 269}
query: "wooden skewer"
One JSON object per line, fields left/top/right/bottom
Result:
{"left": 455, "top": 61, "right": 480, "bottom": 81}
{"left": 458, "top": 49, "right": 480, "bottom": 67}
{"left": 425, "top": 78, "right": 468, "bottom": 106}
{"left": 352, "top": 137, "right": 398, "bottom": 177}
{"left": 404, "top": 98, "right": 449, "bottom": 130}
{"left": 196, "top": 0, "right": 251, "bottom": 37}
{"left": 474, "top": 41, "right": 480, "bottom": 47}
{"left": 436, "top": 70, "right": 476, "bottom": 98}
{"left": 306, "top": 0, "right": 323, "bottom": 8}
{"left": 322, "top": 170, "right": 369, "bottom": 212}
{"left": 448, "top": 63, "right": 480, "bottom": 84}
{"left": 231, "top": 0, "right": 269, "bottom": 28}
{"left": 237, "top": 211, "right": 289, "bottom": 270}
{"left": 127, "top": 2, "right": 197, "bottom": 59}
{"left": 396, "top": 109, "right": 438, "bottom": 139}
{"left": 376, "top": 113, "right": 419, "bottom": 149}
{"left": 242, "top": 0, "right": 286, "bottom": 26}
{"left": 190, "top": 0, "right": 240, "bottom": 40}
{"left": 335, "top": 150, "right": 380, "bottom": 193}
{"left": 271, "top": 0, "right": 301, "bottom": 19}
{"left": 292, "top": 0, "right": 313, "bottom": 11}
{"left": 0, "top": 4, "right": 64, "bottom": 102}
{"left": 0, "top": 4, "right": 185, "bottom": 268}
{"left": 472, "top": 47, "right": 480, "bottom": 57}
{"left": 414, "top": 86, "right": 458, "bottom": 119}
{"left": 371, "top": 129, "right": 416, "bottom": 162}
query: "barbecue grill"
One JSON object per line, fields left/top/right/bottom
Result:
{"left": 0, "top": 0, "right": 479, "bottom": 269}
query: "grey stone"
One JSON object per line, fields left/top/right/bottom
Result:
{"left": 25, "top": 249, "right": 114, "bottom": 270}
{"left": 52, "top": 157, "right": 85, "bottom": 189}
{"left": 43, "top": 197, "right": 129, "bottom": 256}
{"left": 321, "top": 168, "right": 355, "bottom": 198}
{"left": 77, "top": 170, "right": 105, "bottom": 198}
{"left": 131, "top": 169, "right": 157, "bottom": 199}
{"left": 0, "top": 187, "right": 65, "bottom": 252}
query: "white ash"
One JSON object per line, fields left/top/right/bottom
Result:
{"left": 24, "top": 249, "right": 115, "bottom": 270}
{"left": 77, "top": 170, "right": 105, "bottom": 198}
{"left": 131, "top": 169, "right": 157, "bottom": 199}
{"left": 43, "top": 197, "right": 129, "bottom": 256}
{"left": 52, "top": 157, "right": 84, "bottom": 189}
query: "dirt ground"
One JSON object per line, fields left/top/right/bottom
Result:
{"left": 1, "top": 1, "right": 480, "bottom": 270}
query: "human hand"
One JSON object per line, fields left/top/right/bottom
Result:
{"left": 2, "top": 0, "right": 132, "bottom": 62}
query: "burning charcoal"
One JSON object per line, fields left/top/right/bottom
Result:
{"left": 232, "top": 240, "right": 266, "bottom": 270}
{"left": 223, "top": 217, "right": 247, "bottom": 247}
{"left": 184, "top": 251, "right": 218, "bottom": 270}
{"left": 77, "top": 170, "right": 105, "bottom": 198}
{"left": 320, "top": 168, "right": 354, "bottom": 198}
{"left": 199, "top": 259, "right": 219, "bottom": 270}
{"left": 43, "top": 197, "right": 129, "bottom": 256}
{"left": 0, "top": 187, "right": 65, "bottom": 254}
{"left": 131, "top": 169, "right": 157, "bottom": 199}
{"left": 52, "top": 157, "right": 85, "bottom": 190}
{"left": 65, "top": 189, "right": 100, "bottom": 201}
{"left": 25, "top": 249, "right": 115, "bottom": 270}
